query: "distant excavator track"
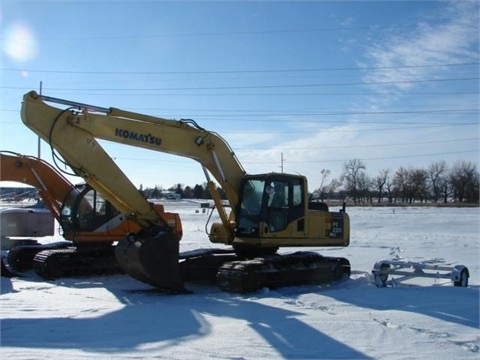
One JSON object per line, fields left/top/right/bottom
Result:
{"left": 33, "top": 246, "right": 123, "bottom": 279}
{"left": 216, "top": 252, "right": 351, "bottom": 293}
{"left": 7, "top": 241, "right": 71, "bottom": 272}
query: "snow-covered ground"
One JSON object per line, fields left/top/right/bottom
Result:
{"left": 1, "top": 204, "right": 479, "bottom": 359}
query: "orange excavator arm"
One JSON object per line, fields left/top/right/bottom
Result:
{"left": 0, "top": 151, "right": 182, "bottom": 244}
{"left": 0, "top": 151, "right": 74, "bottom": 220}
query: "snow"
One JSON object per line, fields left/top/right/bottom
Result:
{"left": 1, "top": 204, "right": 479, "bottom": 359}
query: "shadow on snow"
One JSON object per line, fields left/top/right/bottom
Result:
{"left": 1, "top": 278, "right": 371, "bottom": 359}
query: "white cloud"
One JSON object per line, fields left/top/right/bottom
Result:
{"left": 362, "top": 1, "right": 479, "bottom": 94}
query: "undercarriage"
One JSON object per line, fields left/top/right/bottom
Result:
{"left": 3, "top": 242, "right": 123, "bottom": 279}
{"left": 3, "top": 237, "right": 350, "bottom": 294}
{"left": 115, "top": 233, "right": 350, "bottom": 293}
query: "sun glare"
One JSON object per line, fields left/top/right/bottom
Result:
{"left": 3, "top": 23, "right": 38, "bottom": 61}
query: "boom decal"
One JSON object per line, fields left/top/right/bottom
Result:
{"left": 114, "top": 128, "right": 162, "bottom": 146}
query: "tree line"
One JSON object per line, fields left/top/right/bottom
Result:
{"left": 140, "top": 183, "right": 217, "bottom": 201}
{"left": 139, "top": 159, "right": 479, "bottom": 205}
{"left": 320, "top": 159, "right": 479, "bottom": 204}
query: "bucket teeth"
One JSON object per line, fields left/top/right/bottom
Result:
{"left": 115, "top": 232, "right": 185, "bottom": 293}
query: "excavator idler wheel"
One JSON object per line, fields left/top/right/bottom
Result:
{"left": 115, "top": 232, "right": 186, "bottom": 293}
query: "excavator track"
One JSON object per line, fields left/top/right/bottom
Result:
{"left": 33, "top": 246, "right": 123, "bottom": 279}
{"left": 7, "top": 241, "right": 71, "bottom": 272}
{"left": 179, "top": 248, "right": 237, "bottom": 283}
{"left": 117, "top": 240, "right": 350, "bottom": 293}
{"left": 216, "top": 252, "right": 350, "bottom": 293}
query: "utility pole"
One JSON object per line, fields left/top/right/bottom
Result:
{"left": 280, "top": 152, "right": 285, "bottom": 173}
{"left": 37, "top": 81, "right": 42, "bottom": 158}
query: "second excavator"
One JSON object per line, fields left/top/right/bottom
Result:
{"left": 20, "top": 91, "right": 351, "bottom": 293}
{"left": 0, "top": 151, "right": 182, "bottom": 278}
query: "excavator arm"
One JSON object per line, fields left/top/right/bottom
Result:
{"left": 0, "top": 151, "right": 74, "bottom": 220}
{"left": 21, "top": 91, "right": 245, "bottom": 235}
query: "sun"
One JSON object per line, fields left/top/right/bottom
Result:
{"left": 3, "top": 22, "right": 38, "bottom": 62}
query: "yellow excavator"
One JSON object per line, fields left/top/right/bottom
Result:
{"left": 0, "top": 151, "right": 182, "bottom": 278}
{"left": 20, "top": 91, "right": 351, "bottom": 293}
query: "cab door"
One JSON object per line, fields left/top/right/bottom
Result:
{"left": 261, "top": 177, "right": 305, "bottom": 238}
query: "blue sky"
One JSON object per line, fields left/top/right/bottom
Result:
{"left": 1, "top": 0, "right": 479, "bottom": 190}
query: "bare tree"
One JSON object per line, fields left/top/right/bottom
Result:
{"left": 326, "top": 178, "right": 342, "bottom": 200}
{"left": 317, "top": 168, "right": 331, "bottom": 201}
{"left": 342, "top": 159, "right": 366, "bottom": 203}
{"left": 427, "top": 161, "right": 448, "bottom": 202}
{"left": 357, "top": 172, "right": 373, "bottom": 203}
{"left": 374, "top": 169, "right": 390, "bottom": 203}
{"left": 438, "top": 176, "right": 452, "bottom": 203}
{"left": 450, "top": 161, "right": 479, "bottom": 203}
{"left": 393, "top": 167, "right": 408, "bottom": 203}
{"left": 409, "top": 168, "right": 428, "bottom": 203}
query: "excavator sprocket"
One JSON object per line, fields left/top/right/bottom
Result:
{"left": 115, "top": 231, "right": 186, "bottom": 293}
{"left": 216, "top": 252, "right": 351, "bottom": 293}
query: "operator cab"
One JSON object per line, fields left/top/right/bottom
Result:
{"left": 60, "top": 184, "right": 118, "bottom": 232}
{"left": 235, "top": 174, "right": 306, "bottom": 237}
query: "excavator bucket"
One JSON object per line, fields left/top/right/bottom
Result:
{"left": 115, "top": 231, "right": 185, "bottom": 293}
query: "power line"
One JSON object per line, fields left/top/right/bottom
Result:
{"left": 0, "top": 25, "right": 380, "bottom": 42}
{"left": 2, "top": 62, "right": 478, "bottom": 75}
{"left": 2, "top": 103, "right": 478, "bottom": 114}
{"left": 113, "top": 149, "right": 478, "bottom": 166}
{"left": 1, "top": 107, "right": 477, "bottom": 123}
{"left": 242, "top": 149, "right": 478, "bottom": 164}
{"left": 280, "top": 124, "right": 478, "bottom": 132}
{"left": 107, "top": 139, "right": 479, "bottom": 158}
{"left": 243, "top": 137, "right": 479, "bottom": 151}
{"left": 4, "top": 90, "right": 478, "bottom": 98}
{"left": 3, "top": 77, "right": 478, "bottom": 92}
{"left": 194, "top": 109, "right": 479, "bottom": 118}
{"left": 117, "top": 101, "right": 480, "bottom": 114}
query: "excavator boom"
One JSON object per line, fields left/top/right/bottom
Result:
{"left": 21, "top": 92, "right": 245, "bottom": 231}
